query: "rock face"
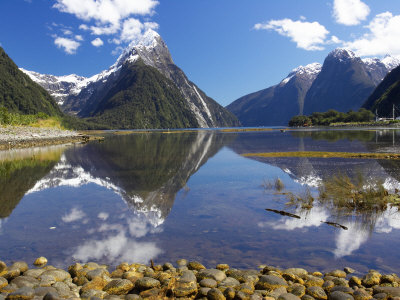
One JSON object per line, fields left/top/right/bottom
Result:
{"left": 21, "top": 30, "right": 239, "bottom": 129}
{"left": 227, "top": 48, "right": 400, "bottom": 126}
{"left": 363, "top": 64, "right": 400, "bottom": 118}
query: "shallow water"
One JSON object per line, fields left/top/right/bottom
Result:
{"left": 1, "top": 128, "right": 400, "bottom": 273}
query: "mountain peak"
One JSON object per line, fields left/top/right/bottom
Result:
{"left": 280, "top": 62, "right": 322, "bottom": 86}
{"left": 381, "top": 55, "right": 400, "bottom": 71}
{"left": 328, "top": 48, "right": 356, "bottom": 61}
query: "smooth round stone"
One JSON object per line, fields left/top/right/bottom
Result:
{"left": 53, "top": 282, "right": 71, "bottom": 298}
{"left": 4, "top": 267, "right": 21, "bottom": 280}
{"left": 349, "top": 277, "right": 362, "bottom": 287}
{"left": 373, "top": 293, "right": 388, "bottom": 300}
{"left": 176, "top": 259, "right": 188, "bottom": 267}
{"left": 223, "top": 287, "right": 235, "bottom": 299}
{"left": 279, "top": 293, "right": 302, "bottom": 300}
{"left": 174, "top": 281, "right": 198, "bottom": 297}
{"left": 103, "top": 279, "right": 134, "bottom": 295}
{"left": 33, "top": 257, "right": 48, "bottom": 267}
{"left": 226, "top": 269, "right": 259, "bottom": 284}
{"left": 219, "top": 277, "right": 240, "bottom": 288}
{"left": 199, "top": 287, "right": 212, "bottom": 297}
{"left": 288, "top": 284, "right": 306, "bottom": 297}
{"left": 373, "top": 287, "right": 400, "bottom": 298}
{"left": 68, "top": 263, "right": 83, "bottom": 278}
{"left": 362, "top": 273, "right": 381, "bottom": 287}
{"left": 307, "top": 286, "right": 327, "bottom": 300}
{"left": 197, "top": 269, "right": 227, "bottom": 282}
{"left": 134, "top": 277, "right": 160, "bottom": 290}
{"left": 323, "top": 281, "right": 335, "bottom": 292}
{"left": 302, "top": 295, "right": 316, "bottom": 300}
{"left": 34, "top": 287, "right": 58, "bottom": 297}
{"left": 305, "top": 276, "right": 325, "bottom": 287}
{"left": 125, "top": 294, "right": 141, "bottom": 300}
{"left": 329, "top": 291, "right": 354, "bottom": 300}
{"left": 327, "top": 271, "right": 347, "bottom": 279}
{"left": 179, "top": 270, "right": 197, "bottom": 283}
{"left": 268, "top": 287, "right": 288, "bottom": 298}
{"left": 239, "top": 282, "right": 255, "bottom": 294}
{"left": 381, "top": 275, "right": 396, "bottom": 284}
{"left": 256, "top": 275, "right": 288, "bottom": 290}
{"left": 330, "top": 286, "right": 354, "bottom": 295}
{"left": 11, "top": 262, "right": 28, "bottom": 273}
{"left": 39, "top": 275, "right": 56, "bottom": 287}
{"left": 0, "top": 277, "right": 8, "bottom": 289}
{"left": 333, "top": 278, "right": 349, "bottom": 287}
{"left": 201, "top": 279, "right": 218, "bottom": 288}
{"left": 23, "top": 269, "right": 45, "bottom": 279}
{"left": 86, "top": 268, "right": 110, "bottom": 281}
{"left": 41, "top": 270, "right": 70, "bottom": 282}
{"left": 207, "top": 287, "right": 225, "bottom": 300}
{"left": 116, "top": 263, "right": 130, "bottom": 272}
{"left": 0, "top": 261, "right": 7, "bottom": 274}
{"left": 353, "top": 289, "right": 372, "bottom": 300}
{"left": 11, "top": 276, "right": 39, "bottom": 288}
{"left": 80, "top": 277, "right": 108, "bottom": 293}
{"left": 188, "top": 261, "right": 206, "bottom": 271}
{"left": 6, "top": 286, "right": 35, "bottom": 300}
{"left": 84, "top": 262, "right": 102, "bottom": 270}
{"left": 43, "top": 292, "right": 60, "bottom": 300}
{"left": 285, "top": 268, "right": 308, "bottom": 277}
{"left": 216, "top": 264, "right": 230, "bottom": 271}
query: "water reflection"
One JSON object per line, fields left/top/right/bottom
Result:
{"left": 230, "top": 129, "right": 400, "bottom": 259}
{"left": 1, "top": 131, "right": 233, "bottom": 265}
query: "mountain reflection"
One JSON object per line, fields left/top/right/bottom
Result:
{"left": 17, "top": 131, "right": 232, "bottom": 264}
{"left": 230, "top": 129, "right": 400, "bottom": 258}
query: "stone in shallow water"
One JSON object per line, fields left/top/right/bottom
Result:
{"left": 268, "top": 287, "right": 288, "bottom": 299}
{"left": 134, "top": 277, "right": 160, "bottom": 290}
{"left": 23, "top": 269, "right": 45, "bottom": 279}
{"left": 103, "top": 279, "right": 134, "bottom": 295}
{"left": 329, "top": 291, "right": 354, "bottom": 300}
{"left": 305, "top": 276, "right": 325, "bottom": 287}
{"left": 256, "top": 275, "right": 288, "bottom": 291}
{"left": 43, "top": 291, "right": 60, "bottom": 300}
{"left": 362, "top": 272, "right": 381, "bottom": 287}
{"left": 326, "top": 271, "right": 347, "bottom": 279}
{"left": 0, "top": 277, "right": 8, "bottom": 289}
{"left": 11, "top": 277, "right": 39, "bottom": 289}
{"left": 40, "top": 270, "right": 70, "bottom": 282}
{"left": 33, "top": 287, "right": 58, "bottom": 297}
{"left": 285, "top": 268, "right": 308, "bottom": 277}
{"left": 6, "top": 286, "right": 35, "bottom": 300}
{"left": 68, "top": 263, "right": 83, "bottom": 278}
{"left": 80, "top": 277, "right": 108, "bottom": 293}
{"left": 322, "top": 281, "right": 335, "bottom": 292}
{"left": 218, "top": 277, "right": 239, "bottom": 288}
{"left": 288, "top": 284, "right": 306, "bottom": 297}
{"left": 4, "top": 267, "right": 21, "bottom": 281}
{"left": 0, "top": 261, "right": 7, "bottom": 277}
{"left": 197, "top": 269, "right": 227, "bottom": 282}
{"left": 223, "top": 287, "right": 235, "bottom": 299}
{"left": 344, "top": 268, "right": 356, "bottom": 275}
{"left": 332, "top": 278, "right": 349, "bottom": 287}
{"left": 330, "top": 286, "right": 354, "bottom": 295}
{"left": 176, "top": 259, "right": 188, "bottom": 267}
{"left": 188, "top": 261, "right": 206, "bottom": 271}
{"left": 33, "top": 257, "right": 47, "bottom": 267}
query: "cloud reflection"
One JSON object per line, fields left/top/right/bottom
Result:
{"left": 70, "top": 216, "right": 163, "bottom": 265}
{"left": 62, "top": 207, "right": 86, "bottom": 223}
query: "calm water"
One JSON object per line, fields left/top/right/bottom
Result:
{"left": 1, "top": 129, "right": 400, "bottom": 273}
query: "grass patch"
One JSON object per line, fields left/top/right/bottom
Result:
{"left": 243, "top": 151, "right": 400, "bottom": 160}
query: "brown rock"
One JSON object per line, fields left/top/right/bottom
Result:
{"left": 103, "top": 279, "right": 134, "bottom": 295}
{"left": 306, "top": 286, "right": 327, "bottom": 300}
{"left": 207, "top": 288, "right": 226, "bottom": 300}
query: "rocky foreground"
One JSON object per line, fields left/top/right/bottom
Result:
{"left": 0, "top": 126, "right": 94, "bottom": 150}
{"left": 1, "top": 258, "right": 400, "bottom": 300}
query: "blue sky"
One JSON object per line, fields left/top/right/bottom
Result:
{"left": 1, "top": 0, "right": 400, "bottom": 106}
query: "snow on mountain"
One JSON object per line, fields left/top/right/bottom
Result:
{"left": 328, "top": 48, "right": 356, "bottom": 61}
{"left": 280, "top": 62, "right": 322, "bottom": 86}
{"left": 381, "top": 55, "right": 400, "bottom": 71}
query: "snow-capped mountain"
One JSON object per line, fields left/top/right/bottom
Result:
{"left": 21, "top": 30, "right": 239, "bottom": 128}
{"left": 280, "top": 62, "right": 322, "bottom": 87}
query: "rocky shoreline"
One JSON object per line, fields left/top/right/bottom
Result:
{"left": 1, "top": 258, "right": 399, "bottom": 300}
{"left": 0, "top": 126, "right": 100, "bottom": 150}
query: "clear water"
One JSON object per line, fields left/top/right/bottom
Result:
{"left": 1, "top": 129, "right": 400, "bottom": 273}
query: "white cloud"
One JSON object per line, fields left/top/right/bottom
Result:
{"left": 91, "top": 37, "right": 104, "bottom": 47}
{"left": 98, "top": 212, "right": 109, "bottom": 220}
{"left": 255, "top": 19, "right": 330, "bottom": 51}
{"left": 62, "top": 207, "right": 86, "bottom": 222}
{"left": 345, "top": 12, "right": 400, "bottom": 58}
{"left": 54, "top": 0, "right": 160, "bottom": 45}
{"left": 75, "top": 35, "right": 83, "bottom": 41}
{"left": 54, "top": 37, "right": 81, "bottom": 54}
{"left": 62, "top": 29, "right": 73, "bottom": 35}
{"left": 333, "top": 0, "right": 370, "bottom": 26}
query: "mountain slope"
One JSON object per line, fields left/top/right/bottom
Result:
{"left": 0, "top": 47, "right": 61, "bottom": 116}
{"left": 363, "top": 65, "right": 400, "bottom": 117}
{"left": 227, "top": 63, "right": 321, "bottom": 126}
{"left": 22, "top": 30, "right": 239, "bottom": 129}
{"left": 303, "top": 49, "right": 377, "bottom": 115}
{"left": 81, "top": 60, "right": 199, "bottom": 129}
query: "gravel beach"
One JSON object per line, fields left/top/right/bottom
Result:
{"left": 0, "top": 126, "right": 88, "bottom": 150}
{"left": 0, "top": 258, "right": 399, "bottom": 300}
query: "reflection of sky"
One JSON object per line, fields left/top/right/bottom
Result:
{"left": 62, "top": 206, "right": 163, "bottom": 265}
{"left": 259, "top": 203, "right": 400, "bottom": 259}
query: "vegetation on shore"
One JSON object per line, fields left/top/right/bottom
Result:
{"left": 288, "top": 108, "right": 375, "bottom": 127}
{"left": 242, "top": 151, "right": 400, "bottom": 160}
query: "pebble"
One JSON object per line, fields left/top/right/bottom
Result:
{"left": 33, "top": 257, "right": 48, "bottom": 267}
{"left": 0, "top": 259, "right": 398, "bottom": 300}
